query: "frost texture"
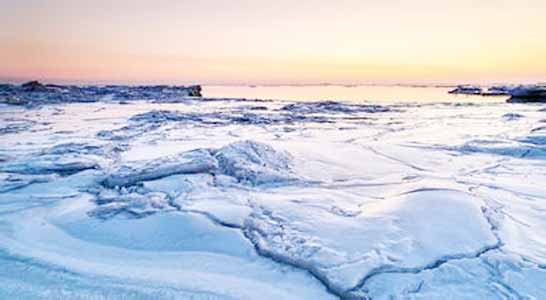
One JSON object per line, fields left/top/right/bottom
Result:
{"left": 2, "top": 93, "right": 546, "bottom": 300}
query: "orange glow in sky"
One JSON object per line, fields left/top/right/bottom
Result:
{"left": 1, "top": 0, "right": 545, "bottom": 85}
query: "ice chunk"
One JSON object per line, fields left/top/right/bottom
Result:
{"left": 88, "top": 188, "right": 174, "bottom": 219}
{"left": 103, "top": 149, "right": 217, "bottom": 188}
{"left": 103, "top": 141, "right": 297, "bottom": 188}
{"left": 0, "top": 142, "right": 114, "bottom": 175}
{"left": 0, "top": 173, "right": 56, "bottom": 193}
{"left": 1, "top": 155, "right": 99, "bottom": 175}
{"left": 214, "top": 140, "right": 296, "bottom": 185}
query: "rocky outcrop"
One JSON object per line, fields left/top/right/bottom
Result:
{"left": 186, "top": 85, "right": 202, "bottom": 97}
{"left": 507, "top": 85, "right": 546, "bottom": 103}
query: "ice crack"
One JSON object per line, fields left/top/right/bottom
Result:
{"left": 344, "top": 241, "right": 503, "bottom": 299}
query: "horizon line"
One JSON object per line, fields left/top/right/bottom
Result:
{"left": 1, "top": 77, "right": 545, "bottom": 88}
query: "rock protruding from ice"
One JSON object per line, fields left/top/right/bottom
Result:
{"left": 214, "top": 140, "right": 295, "bottom": 186}
{"left": 185, "top": 85, "right": 202, "bottom": 97}
{"left": 507, "top": 85, "right": 546, "bottom": 102}
{"left": 103, "top": 149, "right": 217, "bottom": 188}
{"left": 281, "top": 101, "right": 389, "bottom": 114}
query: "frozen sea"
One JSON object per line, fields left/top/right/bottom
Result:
{"left": 204, "top": 84, "right": 505, "bottom": 103}
{"left": 1, "top": 85, "right": 546, "bottom": 300}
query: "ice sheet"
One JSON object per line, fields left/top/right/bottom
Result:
{"left": 1, "top": 96, "right": 546, "bottom": 299}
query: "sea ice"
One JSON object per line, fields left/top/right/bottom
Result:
{"left": 1, "top": 91, "right": 545, "bottom": 299}
{"left": 213, "top": 140, "right": 296, "bottom": 185}
{"left": 102, "top": 149, "right": 217, "bottom": 188}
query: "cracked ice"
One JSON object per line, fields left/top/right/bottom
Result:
{"left": 1, "top": 95, "right": 546, "bottom": 300}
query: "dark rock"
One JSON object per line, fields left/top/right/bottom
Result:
{"left": 507, "top": 85, "right": 546, "bottom": 103}
{"left": 186, "top": 85, "right": 202, "bottom": 97}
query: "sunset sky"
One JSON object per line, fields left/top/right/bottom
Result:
{"left": 1, "top": 0, "right": 545, "bottom": 85}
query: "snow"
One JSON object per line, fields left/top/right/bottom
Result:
{"left": 1, "top": 86, "right": 546, "bottom": 299}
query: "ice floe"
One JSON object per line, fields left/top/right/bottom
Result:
{"left": 102, "top": 140, "right": 293, "bottom": 188}
{"left": 102, "top": 149, "right": 217, "bottom": 188}
{"left": 213, "top": 140, "right": 296, "bottom": 185}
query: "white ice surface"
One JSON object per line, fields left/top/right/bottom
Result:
{"left": 1, "top": 98, "right": 546, "bottom": 299}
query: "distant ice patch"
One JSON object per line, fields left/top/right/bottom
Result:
{"left": 280, "top": 101, "right": 390, "bottom": 114}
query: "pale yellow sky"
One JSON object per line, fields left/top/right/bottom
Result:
{"left": 1, "top": 0, "right": 545, "bottom": 85}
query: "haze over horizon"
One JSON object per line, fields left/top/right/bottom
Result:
{"left": 2, "top": 0, "right": 546, "bottom": 85}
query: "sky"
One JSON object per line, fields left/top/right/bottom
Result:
{"left": 1, "top": 0, "right": 545, "bottom": 85}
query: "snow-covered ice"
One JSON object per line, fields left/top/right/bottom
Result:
{"left": 1, "top": 88, "right": 546, "bottom": 299}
